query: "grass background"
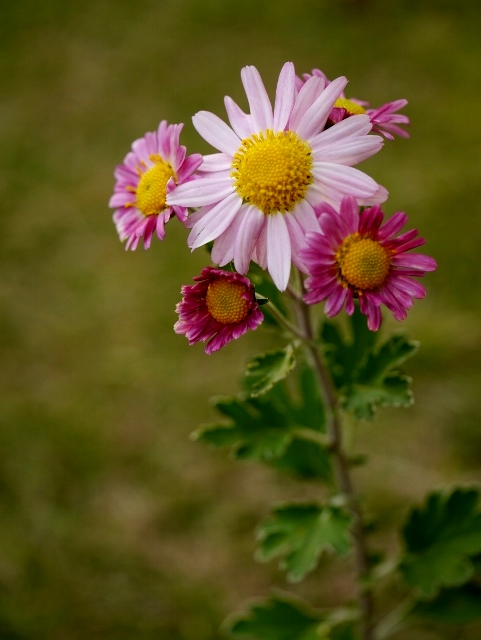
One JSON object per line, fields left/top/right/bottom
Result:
{"left": 1, "top": 0, "right": 481, "bottom": 638}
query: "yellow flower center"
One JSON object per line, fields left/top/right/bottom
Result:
{"left": 333, "top": 98, "right": 366, "bottom": 116}
{"left": 205, "top": 279, "right": 251, "bottom": 324}
{"left": 134, "top": 154, "right": 176, "bottom": 216}
{"left": 336, "top": 235, "right": 391, "bottom": 290}
{"left": 231, "top": 130, "right": 313, "bottom": 215}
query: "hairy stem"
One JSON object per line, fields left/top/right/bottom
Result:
{"left": 291, "top": 277, "right": 375, "bottom": 640}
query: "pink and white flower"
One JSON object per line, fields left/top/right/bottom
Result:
{"left": 174, "top": 267, "right": 263, "bottom": 354}
{"left": 300, "top": 196, "right": 437, "bottom": 330}
{"left": 167, "top": 62, "right": 387, "bottom": 291}
{"left": 298, "top": 68, "right": 410, "bottom": 140}
{"left": 109, "top": 121, "right": 203, "bottom": 250}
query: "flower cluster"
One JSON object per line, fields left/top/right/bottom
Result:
{"left": 110, "top": 62, "right": 435, "bottom": 351}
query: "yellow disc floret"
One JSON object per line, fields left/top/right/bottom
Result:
{"left": 135, "top": 154, "right": 176, "bottom": 216}
{"left": 336, "top": 234, "right": 391, "bottom": 290}
{"left": 231, "top": 130, "right": 313, "bottom": 215}
{"left": 333, "top": 98, "right": 366, "bottom": 116}
{"left": 206, "top": 279, "right": 251, "bottom": 324}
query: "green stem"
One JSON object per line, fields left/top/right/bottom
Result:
{"left": 291, "top": 272, "right": 375, "bottom": 640}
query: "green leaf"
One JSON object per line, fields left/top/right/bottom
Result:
{"left": 319, "top": 623, "right": 359, "bottom": 640}
{"left": 256, "top": 503, "right": 352, "bottom": 582}
{"left": 400, "top": 488, "right": 481, "bottom": 598}
{"left": 411, "top": 583, "right": 481, "bottom": 624}
{"left": 245, "top": 345, "right": 296, "bottom": 397}
{"left": 227, "top": 593, "right": 323, "bottom": 640}
{"left": 321, "top": 309, "right": 418, "bottom": 419}
{"left": 194, "top": 394, "right": 292, "bottom": 462}
{"left": 194, "top": 370, "right": 332, "bottom": 481}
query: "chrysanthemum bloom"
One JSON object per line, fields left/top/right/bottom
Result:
{"left": 300, "top": 196, "right": 437, "bottom": 330}
{"left": 174, "top": 267, "right": 264, "bottom": 354}
{"left": 109, "top": 121, "right": 203, "bottom": 250}
{"left": 167, "top": 62, "right": 387, "bottom": 291}
{"left": 298, "top": 69, "right": 410, "bottom": 140}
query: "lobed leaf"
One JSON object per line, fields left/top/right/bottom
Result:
{"left": 321, "top": 309, "right": 418, "bottom": 419}
{"left": 400, "top": 488, "right": 481, "bottom": 598}
{"left": 256, "top": 502, "right": 352, "bottom": 582}
{"left": 194, "top": 368, "right": 331, "bottom": 481}
{"left": 245, "top": 345, "right": 296, "bottom": 397}
{"left": 411, "top": 583, "right": 481, "bottom": 624}
{"left": 227, "top": 593, "right": 323, "bottom": 640}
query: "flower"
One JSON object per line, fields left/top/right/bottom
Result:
{"left": 167, "top": 62, "right": 387, "bottom": 291}
{"left": 298, "top": 69, "right": 410, "bottom": 140}
{"left": 300, "top": 196, "right": 437, "bottom": 330}
{"left": 174, "top": 267, "right": 264, "bottom": 354}
{"left": 109, "top": 121, "right": 203, "bottom": 250}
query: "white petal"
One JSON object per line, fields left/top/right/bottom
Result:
{"left": 291, "top": 199, "right": 320, "bottom": 234}
{"left": 241, "top": 65, "right": 273, "bottom": 132}
{"left": 267, "top": 213, "right": 291, "bottom": 291}
{"left": 192, "top": 111, "right": 240, "bottom": 155}
{"left": 199, "top": 153, "right": 233, "bottom": 172}
{"left": 224, "top": 96, "right": 253, "bottom": 139}
{"left": 313, "top": 136, "right": 383, "bottom": 166}
{"left": 211, "top": 206, "right": 248, "bottom": 265}
{"left": 284, "top": 213, "right": 309, "bottom": 272}
{"left": 167, "top": 175, "right": 234, "bottom": 207}
{"left": 309, "top": 114, "right": 373, "bottom": 150}
{"left": 188, "top": 192, "right": 242, "bottom": 248}
{"left": 311, "top": 163, "right": 379, "bottom": 198}
{"left": 296, "top": 76, "right": 348, "bottom": 140}
{"left": 273, "top": 62, "right": 296, "bottom": 131}
{"left": 289, "top": 76, "right": 325, "bottom": 132}
{"left": 234, "top": 206, "right": 265, "bottom": 274}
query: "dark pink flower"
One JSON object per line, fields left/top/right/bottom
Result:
{"left": 300, "top": 196, "right": 437, "bottom": 331}
{"left": 109, "top": 121, "right": 202, "bottom": 250}
{"left": 297, "top": 69, "right": 410, "bottom": 140}
{"left": 174, "top": 267, "right": 264, "bottom": 354}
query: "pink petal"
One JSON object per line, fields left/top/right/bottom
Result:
{"left": 267, "top": 213, "right": 291, "bottom": 291}
{"left": 192, "top": 111, "right": 240, "bottom": 155}
{"left": 241, "top": 65, "right": 273, "bottom": 132}
{"left": 391, "top": 254, "right": 437, "bottom": 272}
{"left": 324, "top": 286, "right": 347, "bottom": 317}
{"left": 377, "top": 211, "right": 408, "bottom": 241}
{"left": 339, "top": 195, "right": 360, "bottom": 234}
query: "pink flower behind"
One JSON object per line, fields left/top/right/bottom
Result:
{"left": 298, "top": 69, "right": 410, "bottom": 140}
{"left": 174, "top": 267, "right": 264, "bottom": 354}
{"left": 109, "top": 121, "right": 202, "bottom": 250}
{"left": 300, "top": 196, "right": 437, "bottom": 330}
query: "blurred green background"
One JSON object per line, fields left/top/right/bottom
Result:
{"left": 1, "top": 0, "right": 481, "bottom": 638}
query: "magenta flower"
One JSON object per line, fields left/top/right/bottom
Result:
{"left": 300, "top": 196, "right": 437, "bottom": 331}
{"left": 298, "top": 69, "right": 410, "bottom": 140}
{"left": 109, "top": 121, "right": 203, "bottom": 250}
{"left": 174, "top": 267, "right": 264, "bottom": 354}
{"left": 167, "top": 62, "right": 387, "bottom": 291}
